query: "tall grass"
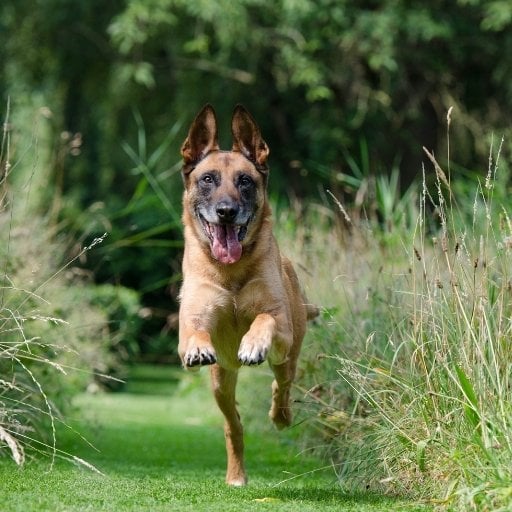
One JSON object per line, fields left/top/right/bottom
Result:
{"left": 278, "top": 127, "right": 512, "bottom": 509}
{"left": 0, "top": 101, "right": 116, "bottom": 467}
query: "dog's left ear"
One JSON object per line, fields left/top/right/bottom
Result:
{"left": 231, "top": 105, "right": 269, "bottom": 172}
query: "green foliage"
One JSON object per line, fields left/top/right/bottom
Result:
{"left": 282, "top": 141, "right": 512, "bottom": 509}
{"left": 104, "top": 0, "right": 512, "bottom": 175}
{"left": 75, "top": 111, "right": 184, "bottom": 358}
{"left": 4, "top": 0, "right": 512, "bottom": 191}
{"left": 86, "top": 284, "right": 141, "bottom": 362}
{"left": 0, "top": 103, "right": 139, "bottom": 464}
{"left": 0, "top": 213, "right": 111, "bottom": 463}
{"left": 3, "top": 0, "right": 512, "bottom": 357}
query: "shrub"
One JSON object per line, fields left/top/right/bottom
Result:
{"left": 0, "top": 102, "right": 138, "bottom": 465}
{"left": 0, "top": 214, "right": 113, "bottom": 464}
{"left": 279, "top": 136, "right": 512, "bottom": 509}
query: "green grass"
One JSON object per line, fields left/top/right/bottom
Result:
{"left": 0, "top": 365, "right": 429, "bottom": 512}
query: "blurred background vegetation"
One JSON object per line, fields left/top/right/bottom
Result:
{"left": 2, "top": 0, "right": 512, "bottom": 363}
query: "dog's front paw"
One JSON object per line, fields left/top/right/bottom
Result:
{"left": 238, "top": 335, "right": 270, "bottom": 366}
{"left": 183, "top": 345, "right": 217, "bottom": 369}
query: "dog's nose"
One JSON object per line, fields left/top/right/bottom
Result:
{"left": 216, "top": 201, "right": 239, "bottom": 222}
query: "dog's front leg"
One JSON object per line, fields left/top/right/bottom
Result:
{"left": 237, "top": 312, "right": 292, "bottom": 366}
{"left": 178, "top": 283, "right": 222, "bottom": 370}
{"left": 210, "top": 365, "right": 247, "bottom": 486}
{"left": 178, "top": 325, "right": 217, "bottom": 370}
{"left": 179, "top": 304, "right": 217, "bottom": 369}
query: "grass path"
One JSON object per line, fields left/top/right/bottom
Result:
{"left": 1, "top": 366, "right": 429, "bottom": 511}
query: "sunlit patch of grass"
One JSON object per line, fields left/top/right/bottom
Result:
{"left": 1, "top": 366, "right": 425, "bottom": 512}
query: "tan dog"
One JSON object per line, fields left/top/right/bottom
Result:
{"left": 178, "top": 104, "right": 317, "bottom": 486}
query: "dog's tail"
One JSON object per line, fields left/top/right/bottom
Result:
{"left": 304, "top": 303, "right": 320, "bottom": 321}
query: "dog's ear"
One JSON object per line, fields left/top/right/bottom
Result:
{"left": 181, "top": 104, "right": 219, "bottom": 173}
{"left": 231, "top": 105, "right": 269, "bottom": 172}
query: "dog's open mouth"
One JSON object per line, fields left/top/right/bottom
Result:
{"left": 200, "top": 217, "right": 248, "bottom": 264}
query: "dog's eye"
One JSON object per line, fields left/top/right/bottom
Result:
{"left": 239, "top": 175, "right": 254, "bottom": 188}
{"left": 200, "top": 174, "right": 214, "bottom": 185}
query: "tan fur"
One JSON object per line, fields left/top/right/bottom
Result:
{"left": 178, "top": 104, "right": 317, "bottom": 486}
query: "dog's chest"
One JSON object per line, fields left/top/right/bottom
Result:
{"left": 209, "top": 291, "right": 260, "bottom": 369}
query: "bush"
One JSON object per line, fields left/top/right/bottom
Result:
{"left": 0, "top": 213, "right": 110, "bottom": 463}
{"left": 0, "top": 102, "right": 139, "bottom": 465}
{"left": 278, "top": 136, "right": 512, "bottom": 509}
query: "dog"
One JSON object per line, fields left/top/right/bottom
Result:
{"left": 178, "top": 104, "right": 318, "bottom": 486}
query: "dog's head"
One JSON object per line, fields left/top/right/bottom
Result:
{"left": 181, "top": 105, "right": 270, "bottom": 265}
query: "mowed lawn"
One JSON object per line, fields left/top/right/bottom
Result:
{"left": 1, "top": 366, "right": 430, "bottom": 511}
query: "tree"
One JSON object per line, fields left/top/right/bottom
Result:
{"left": 2, "top": 0, "right": 511, "bottom": 356}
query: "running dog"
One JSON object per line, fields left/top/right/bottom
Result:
{"left": 178, "top": 104, "right": 317, "bottom": 485}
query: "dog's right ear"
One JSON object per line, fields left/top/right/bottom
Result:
{"left": 181, "top": 104, "right": 219, "bottom": 174}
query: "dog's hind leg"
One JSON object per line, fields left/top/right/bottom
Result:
{"left": 268, "top": 330, "right": 304, "bottom": 430}
{"left": 268, "top": 360, "right": 295, "bottom": 430}
{"left": 210, "top": 364, "right": 247, "bottom": 486}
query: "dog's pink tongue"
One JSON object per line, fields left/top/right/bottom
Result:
{"left": 211, "top": 225, "right": 242, "bottom": 264}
